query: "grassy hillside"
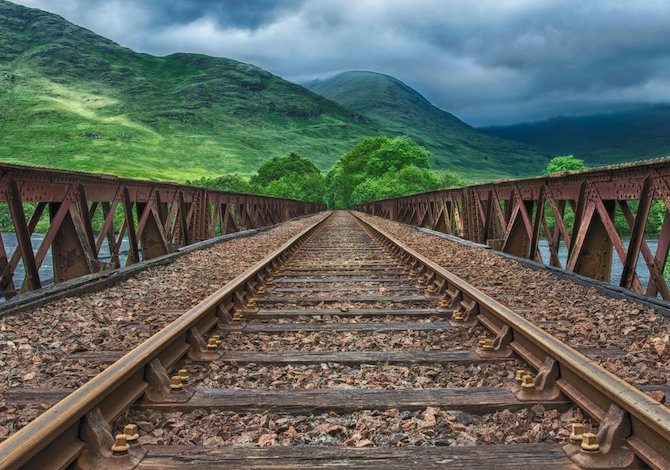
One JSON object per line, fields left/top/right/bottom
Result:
{"left": 0, "top": 0, "right": 378, "bottom": 181}
{"left": 479, "top": 105, "right": 670, "bottom": 166}
{"left": 307, "top": 71, "right": 548, "bottom": 181}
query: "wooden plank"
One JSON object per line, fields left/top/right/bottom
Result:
{"left": 278, "top": 270, "right": 406, "bottom": 276}
{"left": 274, "top": 277, "right": 413, "bottom": 283}
{"left": 214, "top": 350, "right": 508, "bottom": 365}
{"left": 225, "top": 321, "right": 452, "bottom": 333}
{"left": 137, "top": 387, "right": 570, "bottom": 414}
{"left": 139, "top": 443, "right": 576, "bottom": 469}
{"left": 3, "top": 388, "right": 72, "bottom": 406}
{"left": 271, "top": 286, "right": 422, "bottom": 292}
{"left": 256, "top": 295, "right": 429, "bottom": 304}
{"left": 252, "top": 308, "right": 440, "bottom": 318}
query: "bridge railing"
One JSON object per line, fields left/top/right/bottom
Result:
{"left": 357, "top": 158, "right": 670, "bottom": 300}
{"left": 0, "top": 163, "right": 323, "bottom": 299}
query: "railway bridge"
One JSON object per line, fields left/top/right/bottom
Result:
{"left": 0, "top": 161, "right": 669, "bottom": 469}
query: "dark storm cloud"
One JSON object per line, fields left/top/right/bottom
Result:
{"left": 13, "top": 0, "right": 670, "bottom": 125}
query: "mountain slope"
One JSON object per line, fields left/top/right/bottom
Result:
{"left": 0, "top": 0, "right": 377, "bottom": 181}
{"left": 479, "top": 106, "right": 670, "bottom": 166}
{"left": 307, "top": 71, "right": 548, "bottom": 180}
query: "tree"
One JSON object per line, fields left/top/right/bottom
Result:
{"left": 546, "top": 155, "right": 586, "bottom": 174}
{"left": 187, "top": 174, "right": 256, "bottom": 193}
{"left": 251, "top": 152, "right": 321, "bottom": 186}
{"left": 253, "top": 153, "right": 326, "bottom": 203}
{"left": 327, "top": 135, "right": 438, "bottom": 208}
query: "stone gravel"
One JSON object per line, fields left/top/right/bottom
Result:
{"left": 0, "top": 214, "right": 325, "bottom": 439}
{"left": 359, "top": 213, "right": 670, "bottom": 393}
{"left": 121, "top": 405, "right": 583, "bottom": 448}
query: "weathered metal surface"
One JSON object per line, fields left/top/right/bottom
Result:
{"left": 0, "top": 212, "right": 332, "bottom": 470}
{"left": 353, "top": 212, "right": 670, "bottom": 469}
{"left": 0, "top": 163, "right": 323, "bottom": 297}
{"left": 357, "top": 158, "right": 670, "bottom": 299}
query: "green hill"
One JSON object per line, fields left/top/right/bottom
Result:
{"left": 0, "top": 0, "right": 379, "bottom": 181}
{"left": 479, "top": 105, "right": 670, "bottom": 166}
{"left": 0, "top": 1, "right": 546, "bottom": 183}
{"left": 306, "top": 71, "right": 548, "bottom": 180}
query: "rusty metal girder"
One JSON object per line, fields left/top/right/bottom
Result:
{"left": 357, "top": 158, "right": 670, "bottom": 300}
{"left": 0, "top": 163, "right": 323, "bottom": 298}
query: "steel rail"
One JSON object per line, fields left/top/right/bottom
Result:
{"left": 351, "top": 211, "right": 670, "bottom": 469}
{"left": 0, "top": 212, "right": 333, "bottom": 470}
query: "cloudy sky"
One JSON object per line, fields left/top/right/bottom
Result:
{"left": 13, "top": 0, "right": 670, "bottom": 125}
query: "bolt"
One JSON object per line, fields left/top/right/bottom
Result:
{"left": 233, "top": 310, "right": 243, "bottom": 321}
{"left": 438, "top": 298, "right": 450, "bottom": 308}
{"left": 514, "top": 369, "right": 526, "bottom": 382}
{"left": 265, "top": 277, "right": 274, "bottom": 285}
{"left": 170, "top": 375, "right": 184, "bottom": 390}
{"left": 569, "top": 422, "right": 584, "bottom": 443}
{"left": 481, "top": 338, "right": 494, "bottom": 350}
{"left": 124, "top": 423, "right": 139, "bottom": 443}
{"left": 426, "top": 284, "right": 437, "bottom": 294}
{"left": 257, "top": 286, "right": 266, "bottom": 295}
{"left": 212, "top": 334, "right": 222, "bottom": 346}
{"left": 521, "top": 374, "right": 535, "bottom": 389}
{"left": 247, "top": 299, "right": 257, "bottom": 308}
{"left": 417, "top": 276, "right": 427, "bottom": 285}
{"left": 178, "top": 368, "right": 189, "bottom": 384}
{"left": 452, "top": 310, "right": 464, "bottom": 321}
{"left": 409, "top": 269, "right": 418, "bottom": 276}
{"left": 580, "top": 433, "right": 600, "bottom": 453}
{"left": 207, "top": 338, "right": 218, "bottom": 351}
{"left": 111, "top": 434, "right": 130, "bottom": 455}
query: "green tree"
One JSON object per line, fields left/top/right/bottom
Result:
{"left": 253, "top": 153, "right": 326, "bottom": 203}
{"left": 251, "top": 153, "right": 322, "bottom": 186}
{"left": 187, "top": 174, "right": 256, "bottom": 193}
{"left": 327, "top": 135, "right": 441, "bottom": 208}
{"left": 546, "top": 155, "right": 586, "bottom": 174}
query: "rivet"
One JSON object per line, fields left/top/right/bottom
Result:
{"left": 124, "top": 423, "right": 139, "bottom": 443}
{"left": 521, "top": 374, "right": 535, "bottom": 389}
{"left": 569, "top": 422, "right": 584, "bottom": 443}
{"left": 111, "top": 434, "right": 130, "bottom": 455}
{"left": 170, "top": 375, "right": 184, "bottom": 390}
{"left": 580, "top": 433, "right": 600, "bottom": 453}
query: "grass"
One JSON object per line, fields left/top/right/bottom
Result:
{"left": 0, "top": 1, "right": 549, "bottom": 184}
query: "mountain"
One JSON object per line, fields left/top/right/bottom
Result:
{"left": 0, "top": 1, "right": 546, "bottom": 183}
{"left": 306, "top": 71, "right": 548, "bottom": 180}
{"left": 0, "top": 0, "right": 377, "bottom": 181}
{"left": 479, "top": 106, "right": 670, "bottom": 167}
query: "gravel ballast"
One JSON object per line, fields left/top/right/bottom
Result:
{"left": 360, "top": 213, "right": 670, "bottom": 393}
{"left": 121, "top": 405, "right": 583, "bottom": 448}
{"left": 0, "top": 214, "right": 325, "bottom": 438}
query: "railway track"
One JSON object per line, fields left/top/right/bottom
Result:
{"left": 0, "top": 211, "right": 669, "bottom": 469}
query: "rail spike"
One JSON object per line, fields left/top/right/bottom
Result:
{"left": 515, "top": 356, "right": 563, "bottom": 401}
{"left": 74, "top": 408, "right": 146, "bottom": 470}
{"left": 475, "top": 324, "right": 514, "bottom": 358}
{"left": 564, "top": 404, "right": 642, "bottom": 469}
{"left": 142, "top": 358, "right": 194, "bottom": 403}
{"left": 186, "top": 326, "right": 221, "bottom": 361}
